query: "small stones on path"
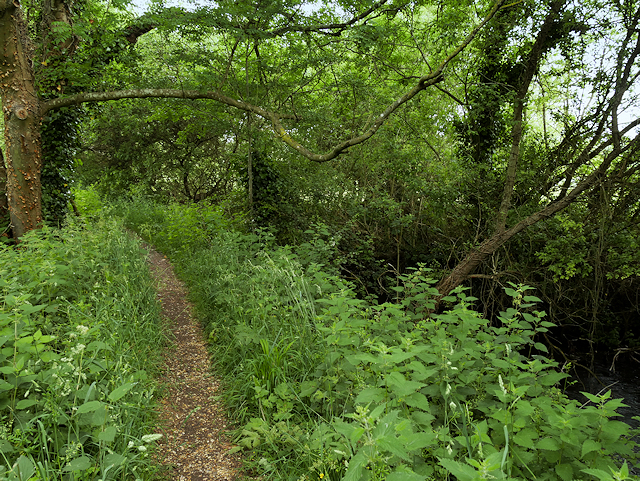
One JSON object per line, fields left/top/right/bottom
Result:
{"left": 146, "top": 248, "right": 241, "bottom": 480}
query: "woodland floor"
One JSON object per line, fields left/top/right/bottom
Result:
{"left": 146, "top": 246, "right": 242, "bottom": 481}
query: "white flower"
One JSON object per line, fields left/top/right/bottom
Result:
{"left": 128, "top": 441, "right": 135, "bottom": 448}
{"left": 71, "top": 344, "right": 86, "bottom": 356}
{"left": 138, "top": 446, "right": 147, "bottom": 452}
{"left": 449, "top": 401, "right": 457, "bottom": 410}
{"left": 76, "top": 325, "right": 89, "bottom": 336}
{"left": 499, "top": 375, "right": 507, "bottom": 395}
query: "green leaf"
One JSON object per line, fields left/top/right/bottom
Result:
{"left": 76, "top": 400, "right": 105, "bottom": 414}
{"left": 333, "top": 420, "right": 356, "bottom": 440}
{"left": 92, "top": 406, "right": 109, "bottom": 426}
{"left": 600, "top": 420, "right": 629, "bottom": 439}
{"left": 103, "top": 452, "right": 126, "bottom": 469}
{"left": 581, "top": 468, "right": 614, "bottom": 480}
{"left": 108, "top": 382, "right": 136, "bottom": 402}
{"left": 299, "top": 380, "right": 318, "bottom": 397}
{"left": 439, "top": 458, "right": 477, "bottom": 481}
{"left": 0, "top": 440, "right": 13, "bottom": 453}
{"left": 387, "top": 469, "right": 426, "bottom": 481}
{"left": 534, "top": 342, "right": 548, "bottom": 353}
{"left": 355, "top": 387, "right": 386, "bottom": 405}
{"left": 402, "top": 392, "right": 429, "bottom": 409}
{"left": 98, "top": 425, "right": 118, "bottom": 443}
{"left": 386, "top": 371, "right": 425, "bottom": 397}
{"left": 538, "top": 371, "right": 568, "bottom": 386}
{"left": 349, "top": 427, "right": 365, "bottom": 445}
{"left": 350, "top": 353, "right": 378, "bottom": 364}
{"left": 555, "top": 463, "right": 574, "bottom": 481}
{"left": 343, "top": 450, "right": 367, "bottom": 481}
{"left": 377, "top": 435, "right": 410, "bottom": 460}
{"left": 11, "top": 455, "right": 35, "bottom": 479}
{"left": 19, "top": 303, "right": 46, "bottom": 315}
{"left": 64, "top": 456, "right": 92, "bottom": 472}
{"left": 536, "top": 437, "right": 560, "bottom": 450}
{"left": 513, "top": 427, "right": 537, "bottom": 448}
{"left": 15, "top": 399, "right": 37, "bottom": 410}
{"left": 580, "top": 394, "right": 601, "bottom": 406}
{"left": 581, "top": 439, "right": 601, "bottom": 458}
{"left": 402, "top": 431, "right": 436, "bottom": 451}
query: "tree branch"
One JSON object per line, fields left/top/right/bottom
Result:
{"left": 270, "top": 0, "right": 391, "bottom": 36}
{"left": 41, "top": 0, "right": 507, "bottom": 164}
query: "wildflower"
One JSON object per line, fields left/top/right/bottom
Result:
{"left": 137, "top": 446, "right": 147, "bottom": 452}
{"left": 128, "top": 441, "right": 135, "bottom": 448}
{"left": 76, "top": 325, "right": 89, "bottom": 336}
{"left": 499, "top": 375, "right": 507, "bottom": 395}
{"left": 449, "top": 401, "right": 457, "bottom": 410}
{"left": 319, "top": 474, "right": 325, "bottom": 479}
{"left": 71, "top": 344, "right": 85, "bottom": 355}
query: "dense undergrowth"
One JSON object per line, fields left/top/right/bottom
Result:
{"left": 0, "top": 216, "right": 165, "bottom": 480}
{"left": 110, "top": 195, "right": 640, "bottom": 481}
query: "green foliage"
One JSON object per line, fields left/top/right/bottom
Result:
{"left": 41, "top": 108, "right": 80, "bottom": 225}
{"left": 536, "top": 215, "right": 592, "bottom": 281}
{"left": 72, "top": 184, "right": 103, "bottom": 218}
{"left": 0, "top": 218, "right": 165, "bottom": 480}
{"left": 78, "top": 98, "right": 241, "bottom": 203}
{"left": 116, "top": 199, "right": 640, "bottom": 480}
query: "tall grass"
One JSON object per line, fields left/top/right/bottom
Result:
{"left": 0, "top": 217, "right": 165, "bottom": 480}
{"left": 114, "top": 198, "right": 341, "bottom": 421}
{"left": 112, "top": 196, "right": 640, "bottom": 481}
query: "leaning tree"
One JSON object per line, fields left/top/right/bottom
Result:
{"left": 2, "top": 0, "right": 639, "bottom": 297}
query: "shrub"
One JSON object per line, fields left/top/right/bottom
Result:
{"left": 114, "top": 199, "right": 640, "bottom": 480}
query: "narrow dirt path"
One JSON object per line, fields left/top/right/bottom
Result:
{"left": 146, "top": 247, "right": 241, "bottom": 481}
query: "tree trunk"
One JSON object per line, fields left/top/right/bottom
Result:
{"left": 436, "top": 139, "right": 638, "bottom": 295}
{"left": 0, "top": 148, "right": 8, "bottom": 231}
{"left": 1, "top": 0, "right": 43, "bottom": 238}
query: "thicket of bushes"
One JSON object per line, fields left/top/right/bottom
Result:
{"left": 115, "top": 197, "right": 640, "bottom": 481}
{"left": 0, "top": 216, "right": 165, "bottom": 480}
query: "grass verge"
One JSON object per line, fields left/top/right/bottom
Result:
{"left": 0, "top": 217, "right": 165, "bottom": 480}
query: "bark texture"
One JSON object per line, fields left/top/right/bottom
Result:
{"left": 0, "top": 148, "right": 8, "bottom": 228}
{"left": 1, "top": 0, "right": 43, "bottom": 238}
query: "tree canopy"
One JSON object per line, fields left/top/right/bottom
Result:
{"left": 2, "top": 0, "right": 640, "bottom": 347}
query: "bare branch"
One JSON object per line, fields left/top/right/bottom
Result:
{"left": 40, "top": 88, "right": 291, "bottom": 118}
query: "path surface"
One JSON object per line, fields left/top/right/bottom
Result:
{"left": 146, "top": 247, "right": 241, "bottom": 481}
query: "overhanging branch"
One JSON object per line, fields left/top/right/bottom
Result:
{"left": 41, "top": 0, "right": 507, "bottom": 163}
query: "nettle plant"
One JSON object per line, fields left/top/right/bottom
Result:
{"left": 0, "top": 221, "right": 164, "bottom": 480}
{"left": 287, "top": 270, "right": 639, "bottom": 480}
